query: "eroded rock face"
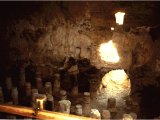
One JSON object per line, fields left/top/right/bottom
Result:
{"left": 91, "top": 27, "right": 155, "bottom": 70}
{"left": 130, "top": 27, "right": 155, "bottom": 68}
{"left": 4, "top": 2, "right": 157, "bottom": 72}
{"left": 7, "top": 18, "right": 94, "bottom": 65}
{"left": 7, "top": 20, "right": 156, "bottom": 70}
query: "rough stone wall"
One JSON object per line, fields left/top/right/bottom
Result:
{"left": 111, "top": 27, "right": 155, "bottom": 70}
{"left": 5, "top": 2, "right": 111, "bottom": 68}
{"left": 5, "top": 2, "right": 157, "bottom": 71}
{"left": 3, "top": 2, "right": 160, "bottom": 93}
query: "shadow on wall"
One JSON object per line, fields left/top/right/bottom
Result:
{"left": 140, "top": 85, "right": 160, "bottom": 119}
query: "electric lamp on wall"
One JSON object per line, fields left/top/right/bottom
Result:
{"left": 115, "top": 12, "right": 125, "bottom": 25}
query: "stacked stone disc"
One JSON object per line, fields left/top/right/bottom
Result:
{"left": 83, "top": 92, "right": 91, "bottom": 117}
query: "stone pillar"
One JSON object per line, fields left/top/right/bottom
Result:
{"left": 53, "top": 74, "right": 61, "bottom": 94}
{"left": 45, "top": 82, "right": 52, "bottom": 95}
{"left": 84, "top": 92, "right": 91, "bottom": 103}
{"left": 58, "top": 100, "right": 71, "bottom": 114}
{"left": 25, "top": 82, "right": 32, "bottom": 97}
{"left": 75, "top": 104, "right": 83, "bottom": 116}
{"left": 6, "top": 101, "right": 16, "bottom": 119}
{"left": 107, "top": 97, "right": 117, "bottom": 118}
{"left": 0, "top": 86, "right": 4, "bottom": 103}
{"left": 129, "top": 112, "right": 137, "bottom": 120}
{"left": 109, "top": 108, "right": 118, "bottom": 119}
{"left": 46, "top": 94, "right": 54, "bottom": 111}
{"left": 123, "top": 114, "right": 133, "bottom": 120}
{"left": 11, "top": 87, "right": 18, "bottom": 105}
{"left": 5, "top": 77, "right": 13, "bottom": 102}
{"left": 35, "top": 66, "right": 41, "bottom": 78}
{"left": 90, "top": 79, "right": 98, "bottom": 100}
{"left": 36, "top": 77, "right": 43, "bottom": 93}
{"left": 90, "top": 109, "right": 101, "bottom": 119}
{"left": 83, "top": 92, "right": 91, "bottom": 117}
{"left": 32, "top": 88, "right": 38, "bottom": 95}
{"left": 107, "top": 98, "right": 116, "bottom": 109}
{"left": 6, "top": 77, "right": 13, "bottom": 90}
{"left": 70, "top": 86, "right": 79, "bottom": 114}
{"left": 102, "top": 110, "right": 110, "bottom": 119}
{"left": 60, "top": 90, "right": 67, "bottom": 100}
{"left": 71, "top": 85, "right": 78, "bottom": 96}
{"left": 70, "top": 105, "right": 75, "bottom": 114}
{"left": 31, "top": 88, "right": 38, "bottom": 107}
{"left": 19, "top": 67, "right": 26, "bottom": 87}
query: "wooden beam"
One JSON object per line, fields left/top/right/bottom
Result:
{"left": 0, "top": 104, "right": 95, "bottom": 120}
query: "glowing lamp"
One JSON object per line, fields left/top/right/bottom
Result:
{"left": 111, "top": 27, "right": 114, "bottom": 31}
{"left": 115, "top": 12, "right": 125, "bottom": 25}
{"left": 99, "top": 40, "right": 120, "bottom": 63}
{"left": 36, "top": 94, "right": 46, "bottom": 110}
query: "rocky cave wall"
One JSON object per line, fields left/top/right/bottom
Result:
{"left": 1, "top": 2, "right": 160, "bottom": 95}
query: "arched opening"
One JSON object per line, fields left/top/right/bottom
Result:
{"left": 100, "top": 69, "right": 131, "bottom": 106}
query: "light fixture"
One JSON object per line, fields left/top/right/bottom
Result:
{"left": 35, "top": 94, "right": 46, "bottom": 110}
{"left": 115, "top": 12, "right": 125, "bottom": 25}
{"left": 111, "top": 27, "right": 115, "bottom": 31}
{"left": 99, "top": 40, "right": 120, "bottom": 63}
